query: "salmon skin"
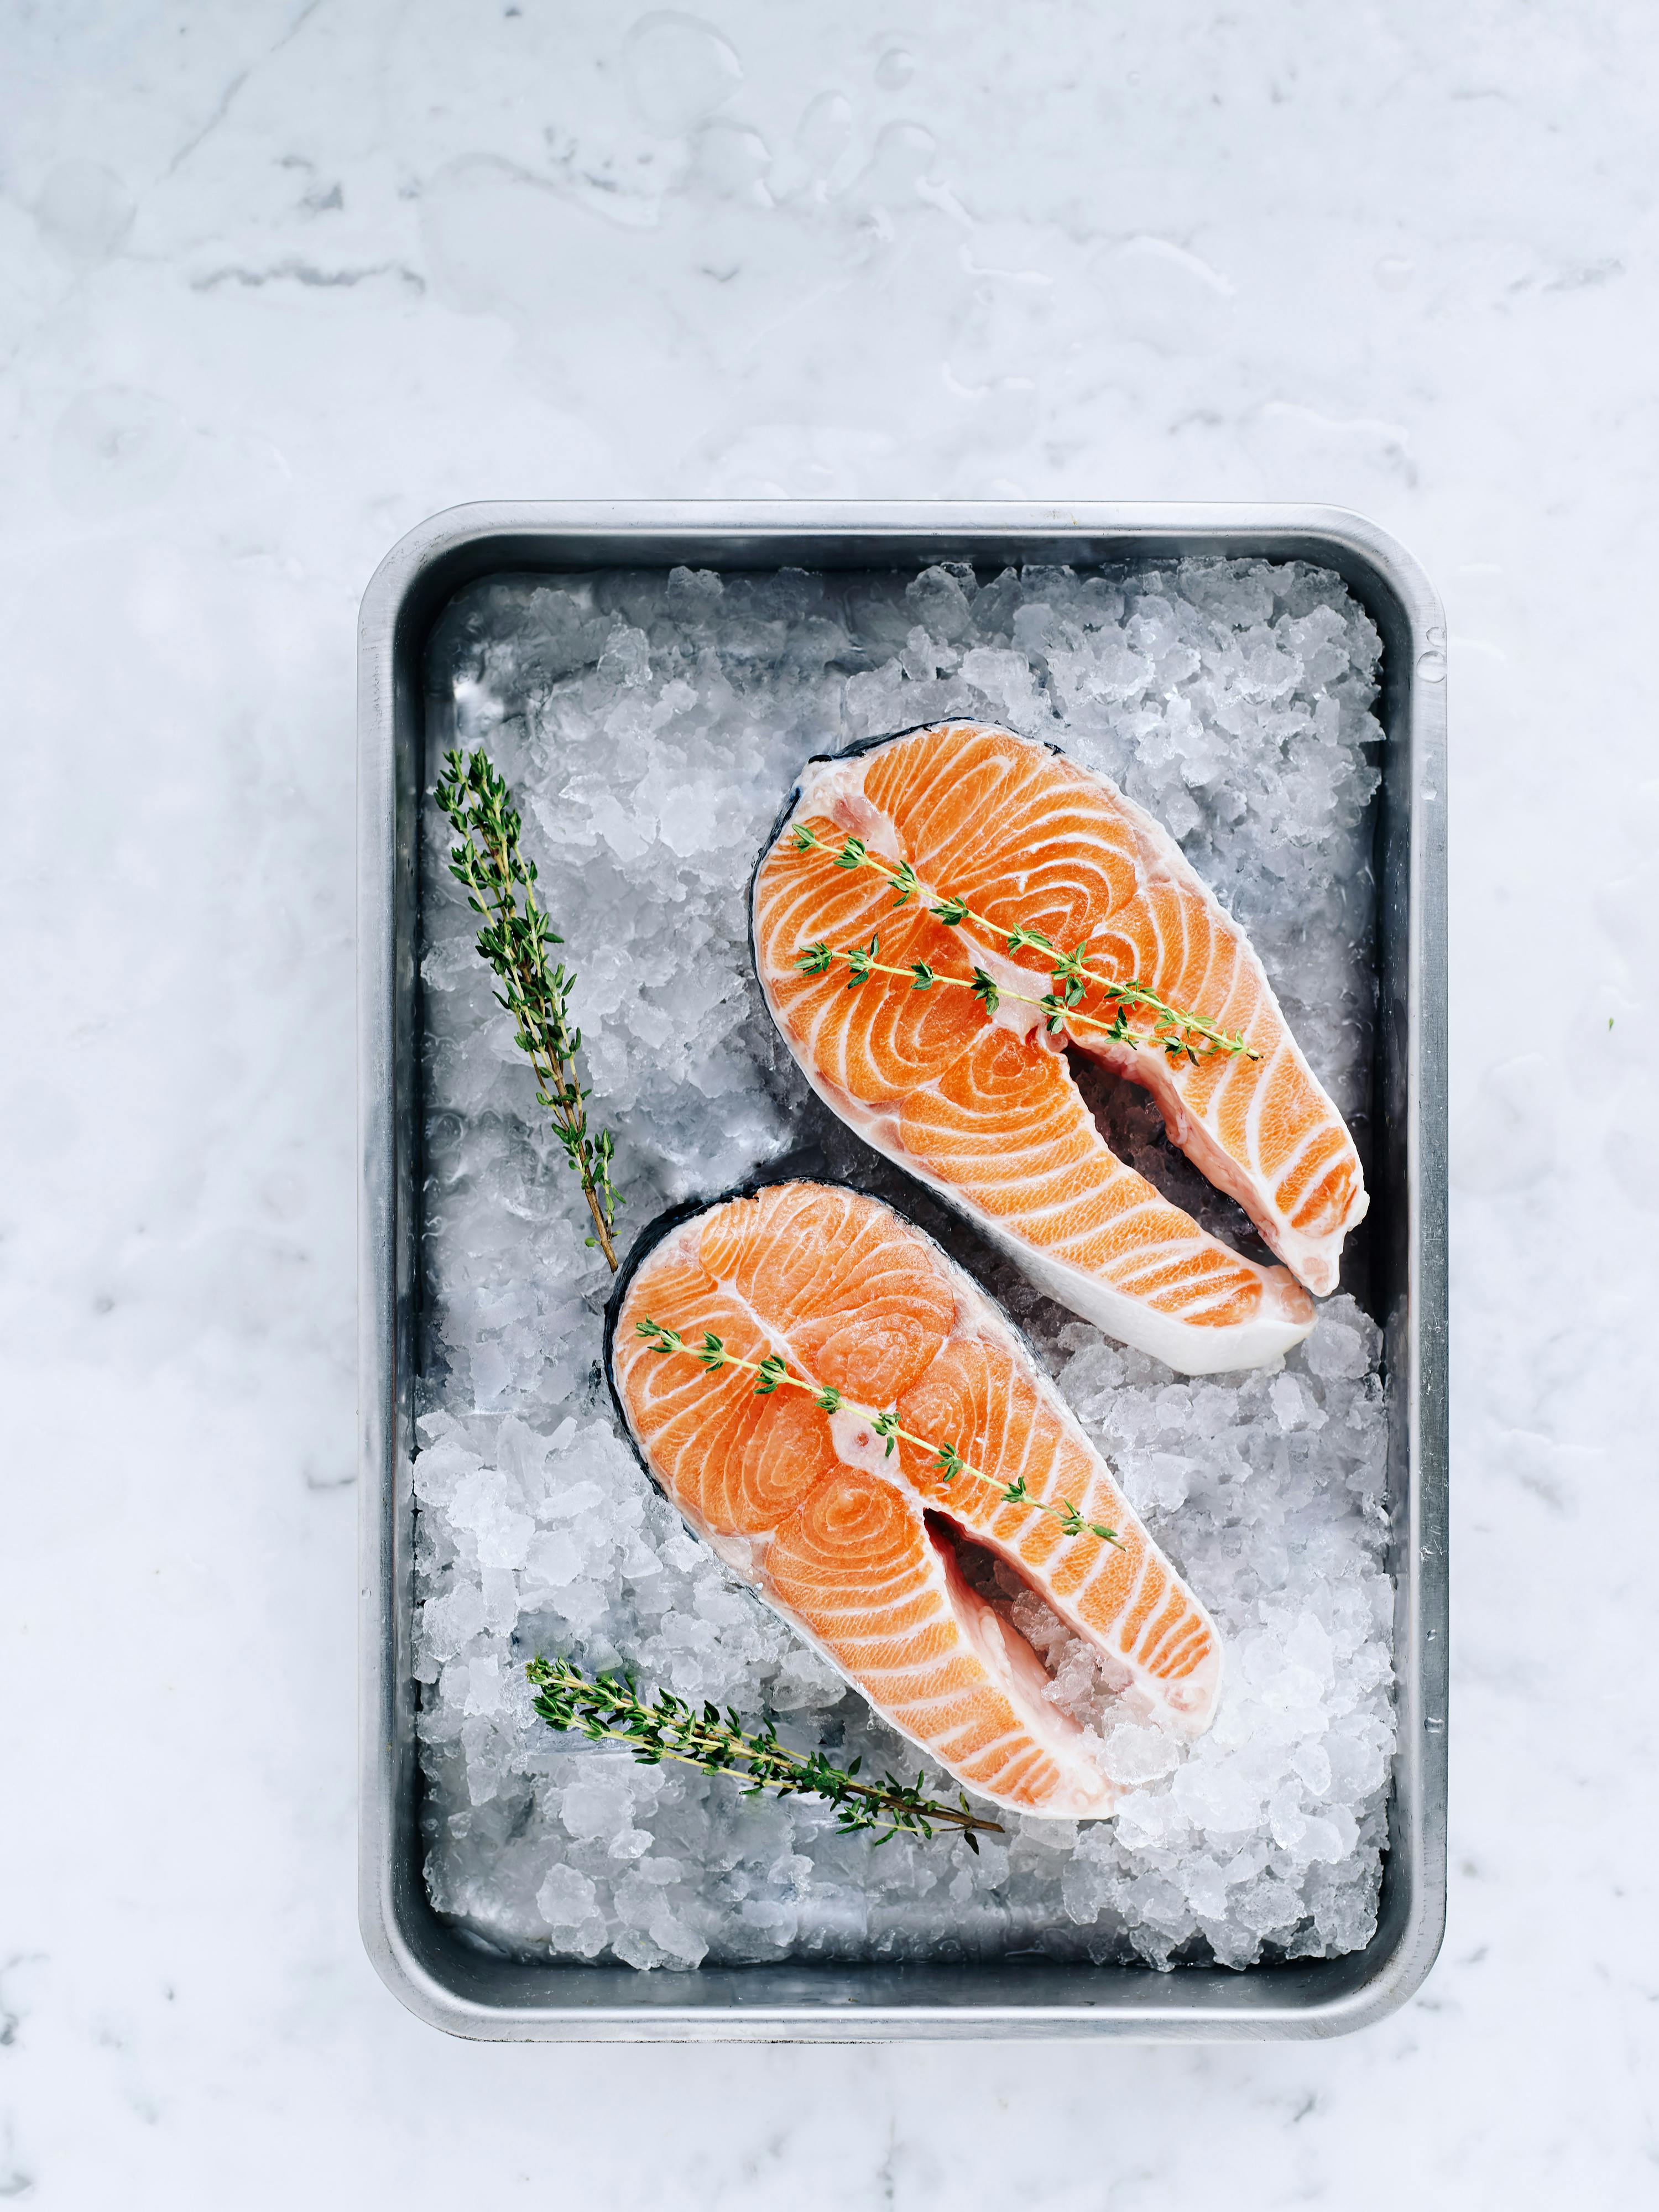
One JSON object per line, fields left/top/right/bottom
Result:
{"left": 750, "top": 721, "right": 1367, "bottom": 1375}
{"left": 608, "top": 1179, "right": 1221, "bottom": 1822}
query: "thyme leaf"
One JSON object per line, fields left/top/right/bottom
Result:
{"left": 844, "top": 935, "right": 880, "bottom": 986}
{"left": 970, "top": 967, "right": 1001, "bottom": 1014}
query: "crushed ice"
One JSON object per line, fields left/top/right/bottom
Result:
{"left": 413, "top": 557, "right": 1394, "bottom": 1971}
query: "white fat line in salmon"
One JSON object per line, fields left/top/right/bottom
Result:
{"left": 787, "top": 821, "right": 1260, "bottom": 1066}
{"left": 633, "top": 1315, "right": 1126, "bottom": 1549}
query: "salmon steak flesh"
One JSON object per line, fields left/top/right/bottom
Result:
{"left": 609, "top": 1181, "right": 1222, "bottom": 1822}
{"left": 751, "top": 722, "right": 1368, "bottom": 1376}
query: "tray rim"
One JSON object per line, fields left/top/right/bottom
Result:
{"left": 358, "top": 499, "right": 1448, "bottom": 2043}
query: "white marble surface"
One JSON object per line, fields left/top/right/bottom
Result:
{"left": 3, "top": 2, "right": 1656, "bottom": 2203}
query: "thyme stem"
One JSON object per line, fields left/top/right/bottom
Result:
{"left": 798, "top": 936, "right": 1153, "bottom": 1053}
{"left": 634, "top": 1317, "right": 1125, "bottom": 1548}
{"left": 789, "top": 822, "right": 1259, "bottom": 1065}
{"left": 526, "top": 1656, "right": 1003, "bottom": 1846}
{"left": 436, "top": 748, "right": 622, "bottom": 1270}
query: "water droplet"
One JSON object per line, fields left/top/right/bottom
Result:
{"left": 793, "top": 90, "right": 856, "bottom": 194}
{"left": 687, "top": 121, "right": 773, "bottom": 206}
{"left": 876, "top": 47, "right": 915, "bottom": 89}
{"left": 1374, "top": 254, "right": 1413, "bottom": 293}
{"left": 1416, "top": 649, "right": 1446, "bottom": 683}
{"left": 623, "top": 11, "right": 742, "bottom": 139}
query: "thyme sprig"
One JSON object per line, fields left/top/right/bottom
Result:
{"left": 789, "top": 821, "right": 1258, "bottom": 1066}
{"left": 525, "top": 1656, "right": 1003, "bottom": 1848}
{"left": 798, "top": 931, "right": 1147, "bottom": 1049}
{"left": 436, "top": 748, "right": 622, "bottom": 1270}
{"left": 635, "top": 1317, "right": 1125, "bottom": 1548}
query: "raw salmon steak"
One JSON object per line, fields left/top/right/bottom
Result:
{"left": 609, "top": 1180, "right": 1221, "bottom": 1822}
{"left": 751, "top": 722, "right": 1367, "bottom": 1374}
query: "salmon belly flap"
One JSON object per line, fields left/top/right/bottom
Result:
{"left": 610, "top": 1181, "right": 1222, "bottom": 1822}
{"left": 750, "top": 722, "right": 1368, "bottom": 1375}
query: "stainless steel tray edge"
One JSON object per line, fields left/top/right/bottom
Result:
{"left": 358, "top": 500, "right": 1447, "bottom": 2042}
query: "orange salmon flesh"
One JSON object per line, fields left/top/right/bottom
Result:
{"left": 751, "top": 722, "right": 1367, "bottom": 1375}
{"left": 612, "top": 1181, "right": 1222, "bottom": 1820}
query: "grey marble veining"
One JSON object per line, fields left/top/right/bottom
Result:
{"left": 2, "top": 3, "right": 1656, "bottom": 2206}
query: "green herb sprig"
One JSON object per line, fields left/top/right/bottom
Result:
{"left": 790, "top": 822, "right": 1258, "bottom": 1067}
{"left": 635, "top": 1317, "right": 1125, "bottom": 1548}
{"left": 525, "top": 1656, "right": 1003, "bottom": 1849}
{"left": 797, "top": 931, "right": 1150, "bottom": 1050}
{"left": 436, "top": 748, "right": 622, "bottom": 1270}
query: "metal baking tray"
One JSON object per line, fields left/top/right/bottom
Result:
{"left": 358, "top": 501, "right": 1447, "bottom": 2042}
